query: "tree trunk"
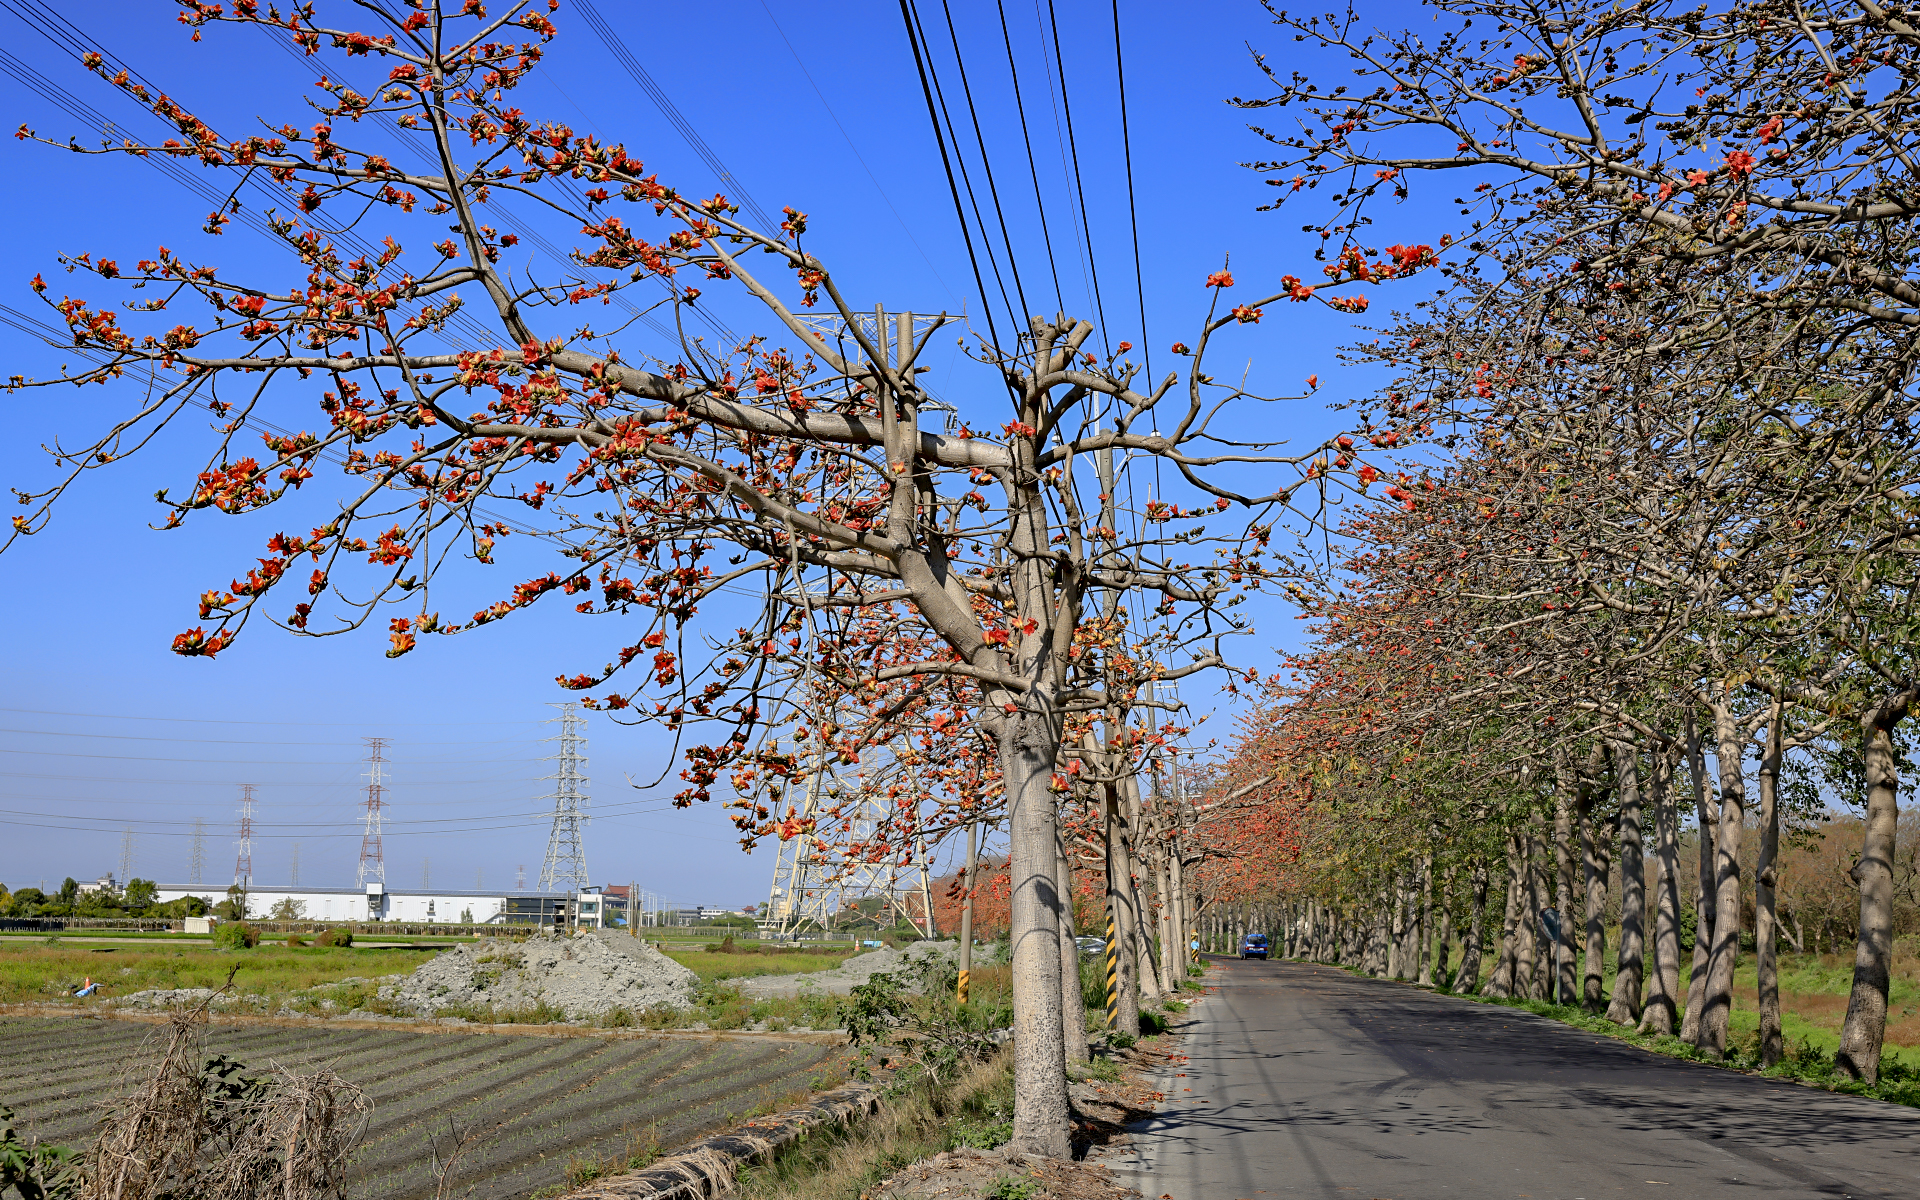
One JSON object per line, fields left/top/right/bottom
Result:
{"left": 1679, "top": 717, "right": 1716, "bottom": 1045}
{"left": 1755, "top": 705, "right": 1784, "bottom": 1067}
{"left": 1578, "top": 790, "right": 1603, "bottom": 1011}
{"left": 1607, "top": 741, "right": 1646, "bottom": 1026}
{"left": 1168, "top": 839, "right": 1190, "bottom": 980}
{"left": 1837, "top": 691, "right": 1915, "bottom": 1083}
{"left": 1056, "top": 832, "right": 1089, "bottom": 1063}
{"left": 958, "top": 821, "right": 977, "bottom": 1005}
{"left": 1696, "top": 697, "right": 1750, "bottom": 1059}
{"left": 1124, "top": 776, "right": 1159, "bottom": 1005}
{"left": 1417, "top": 856, "right": 1436, "bottom": 986}
{"left": 1387, "top": 872, "right": 1407, "bottom": 980}
{"left": 1484, "top": 849, "right": 1521, "bottom": 998}
{"left": 1516, "top": 831, "right": 1542, "bottom": 1000}
{"left": 1585, "top": 809, "right": 1614, "bottom": 1011}
{"left": 1102, "top": 785, "right": 1139, "bottom": 1036}
{"left": 1553, "top": 756, "right": 1578, "bottom": 1006}
{"left": 1453, "top": 859, "right": 1489, "bottom": 994}
{"left": 1640, "top": 749, "right": 1682, "bottom": 1035}
{"left": 1432, "top": 867, "right": 1453, "bottom": 986}
{"left": 1001, "top": 712, "right": 1071, "bottom": 1158}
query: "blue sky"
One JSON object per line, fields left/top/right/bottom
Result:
{"left": 0, "top": 0, "right": 1442, "bottom": 906}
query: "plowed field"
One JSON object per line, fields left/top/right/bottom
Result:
{"left": 0, "top": 1016, "right": 848, "bottom": 1200}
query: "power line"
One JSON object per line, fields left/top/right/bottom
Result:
{"left": 934, "top": 0, "right": 1034, "bottom": 331}
{"left": 994, "top": 0, "right": 1065, "bottom": 315}
{"left": 1042, "top": 0, "right": 1112, "bottom": 355}
{"left": 1111, "top": 0, "right": 1150, "bottom": 385}
{"left": 898, "top": 0, "right": 1005, "bottom": 357}
{"left": 570, "top": 0, "right": 777, "bottom": 232}
{"left": 753, "top": 0, "right": 958, "bottom": 306}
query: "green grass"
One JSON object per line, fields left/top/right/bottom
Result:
{"left": 0, "top": 939, "right": 442, "bottom": 1008}
{"left": 661, "top": 947, "right": 856, "bottom": 982}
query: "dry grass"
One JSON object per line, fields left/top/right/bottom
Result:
{"left": 79, "top": 990, "right": 372, "bottom": 1200}
{"left": 730, "top": 1054, "right": 1015, "bottom": 1200}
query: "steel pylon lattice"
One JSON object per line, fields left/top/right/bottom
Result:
{"left": 233, "top": 783, "right": 256, "bottom": 888}
{"left": 762, "top": 745, "right": 935, "bottom": 940}
{"left": 357, "top": 739, "right": 388, "bottom": 888}
{"left": 538, "top": 703, "right": 590, "bottom": 893}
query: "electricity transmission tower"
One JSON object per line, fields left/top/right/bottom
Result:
{"left": 762, "top": 744, "right": 935, "bottom": 940}
{"left": 233, "top": 784, "right": 256, "bottom": 888}
{"left": 289, "top": 840, "right": 301, "bottom": 886}
{"left": 515, "top": 864, "right": 526, "bottom": 889}
{"left": 189, "top": 819, "right": 205, "bottom": 885}
{"left": 119, "top": 826, "right": 134, "bottom": 885}
{"left": 357, "top": 738, "right": 388, "bottom": 887}
{"left": 538, "top": 704, "right": 590, "bottom": 892}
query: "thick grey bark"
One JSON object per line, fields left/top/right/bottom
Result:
{"left": 1679, "top": 718, "right": 1716, "bottom": 1045}
{"left": 1002, "top": 711, "right": 1071, "bottom": 1159}
{"left": 1518, "top": 829, "right": 1545, "bottom": 1001}
{"left": 1755, "top": 706, "right": 1783, "bottom": 1068}
{"left": 1837, "top": 691, "right": 1915, "bottom": 1083}
{"left": 1640, "top": 749, "right": 1682, "bottom": 1036}
{"left": 1607, "top": 741, "right": 1646, "bottom": 1026}
{"left": 1431, "top": 867, "right": 1453, "bottom": 986}
{"left": 1552, "top": 755, "right": 1579, "bottom": 1005}
{"left": 1696, "top": 699, "right": 1750, "bottom": 1059}
{"left": 1387, "top": 872, "right": 1408, "bottom": 981}
{"left": 1452, "top": 860, "right": 1488, "bottom": 995}
{"left": 1583, "top": 808, "right": 1613, "bottom": 1012}
{"left": 1056, "top": 833, "right": 1088, "bottom": 1063}
{"left": 1417, "top": 856, "right": 1436, "bottom": 987}
{"left": 1102, "top": 785, "right": 1139, "bottom": 1036}
{"left": 959, "top": 821, "right": 977, "bottom": 1001}
{"left": 1123, "top": 775, "right": 1159, "bottom": 1005}
{"left": 1484, "top": 847, "right": 1521, "bottom": 998}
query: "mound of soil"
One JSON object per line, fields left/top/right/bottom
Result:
{"left": 380, "top": 930, "right": 698, "bottom": 1018}
{"left": 735, "top": 940, "right": 963, "bottom": 998}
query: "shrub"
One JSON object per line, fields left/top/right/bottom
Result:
{"left": 285, "top": 934, "right": 307, "bottom": 948}
{"left": 213, "top": 922, "right": 260, "bottom": 950}
{"left": 314, "top": 928, "right": 353, "bottom": 948}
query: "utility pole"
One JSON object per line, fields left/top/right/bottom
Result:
{"left": 189, "top": 818, "right": 205, "bottom": 885}
{"left": 233, "top": 784, "right": 255, "bottom": 888}
{"left": 357, "top": 738, "right": 388, "bottom": 887}
{"left": 538, "top": 703, "right": 590, "bottom": 895}
{"left": 958, "top": 820, "right": 977, "bottom": 1004}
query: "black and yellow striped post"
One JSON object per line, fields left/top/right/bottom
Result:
{"left": 1104, "top": 906, "right": 1120, "bottom": 1029}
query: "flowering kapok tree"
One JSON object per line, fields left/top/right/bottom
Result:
{"left": 2, "top": 3, "right": 1438, "bottom": 1152}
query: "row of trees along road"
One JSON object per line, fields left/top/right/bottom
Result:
{"left": 0, "top": 3, "right": 1420, "bottom": 1157}
{"left": 1203, "top": 0, "right": 1920, "bottom": 1084}
{"left": 23, "top": 0, "right": 1920, "bottom": 1145}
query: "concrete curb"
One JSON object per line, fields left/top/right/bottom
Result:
{"left": 559, "top": 1080, "right": 885, "bottom": 1200}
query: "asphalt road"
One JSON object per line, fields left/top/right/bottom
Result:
{"left": 1109, "top": 957, "right": 1920, "bottom": 1199}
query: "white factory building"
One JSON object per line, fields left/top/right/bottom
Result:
{"left": 150, "top": 882, "right": 628, "bottom": 926}
{"left": 153, "top": 882, "right": 507, "bottom": 924}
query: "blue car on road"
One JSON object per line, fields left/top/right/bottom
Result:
{"left": 1239, "top": 932, "right": 1270, "bottom": 959}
